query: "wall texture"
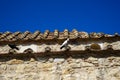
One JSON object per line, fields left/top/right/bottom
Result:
{"left": 0, "top": 37, "right": 120, "bottom": 80}
{"left": 0, "top": 41, "right": 120, "bottom": 53}
{"left": 0, "top": 53, "right": 120, "bottom": 80}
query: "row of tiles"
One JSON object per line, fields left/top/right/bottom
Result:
{"left": 0, "top": 29, "right": 119, "bottom": 42}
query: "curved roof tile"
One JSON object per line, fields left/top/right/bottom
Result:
{"left": 0, "top": 29, "right": 119, "bottom": 42}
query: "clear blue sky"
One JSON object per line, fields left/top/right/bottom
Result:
{"left": 0, "top": 0, "right": 120, "bottom": 34}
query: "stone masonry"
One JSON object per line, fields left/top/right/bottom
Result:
{"left": 0, "top": 30, "right": 120, "bottom": 80}
{"left": 0, "top": 52, "right": 120, "bottom": 80}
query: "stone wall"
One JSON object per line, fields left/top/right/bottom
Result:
{"left": 0, "top": 41, "right": 120, "bottom": 53}
{"left": 0, "top": 53, "right": 120, "bottom": 80}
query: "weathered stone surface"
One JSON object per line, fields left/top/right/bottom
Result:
{"left": 54, "top": 58, "right": 65, "bottom": 63}
{"left": 6, "top": 59, "right": 24, "bottom": 65}
{"left": 30, "top": 58, "right": 36, "bottom": 62}
{"left": 0, "top": 40, "right": 120, "bottom": 53}
{"left": 48, "top": 58, "right": 54, "bottom": 63}
{"left": 0, "top": 76, "right": 6, "bottom": 80}
{"left": 0, "top": 56, "right": 120, "bottom": 80}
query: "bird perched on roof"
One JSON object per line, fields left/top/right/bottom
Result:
{"left": 8, "top": 44, "right": 19, "bottom": 50}
{"left": 60, "top": 38, "right": 69, "bottom": 49}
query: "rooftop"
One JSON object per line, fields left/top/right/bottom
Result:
{"left": 0, "top": 29, "right": 119, "bottom": 43}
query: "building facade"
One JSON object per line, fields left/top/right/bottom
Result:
{"left": 0, "top": 29, "right": 120, "bottom": 80}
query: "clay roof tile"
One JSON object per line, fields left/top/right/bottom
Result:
{"left": 54, "top": 29, "right": 59, "bottom": 38}
{"left": 63, "top": 29, "right": 69, "bottom": 38}
{"left": 43, "top": 30, "right": 49, "bottom": 39}
{"left": 0, "top": 30, "right": 119, "bottom": 42}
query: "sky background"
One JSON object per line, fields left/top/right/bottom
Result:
{"left": 0, "top": 0, "right": 120, "bottom": 34}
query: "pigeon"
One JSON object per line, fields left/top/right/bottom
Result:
{"left": 60, "top": 38, "right": 69, "bottom": 49}
{"left": 8, "top": 44, "right": 19, "bottom": 50}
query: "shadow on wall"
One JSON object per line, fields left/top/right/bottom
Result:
{"left": 0, "top": 50, "right": 120, "bottom": 62}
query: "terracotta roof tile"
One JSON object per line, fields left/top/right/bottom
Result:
{"left": 24, "top": 33, "right": 32, "bottom": 40}
{"left": 54, "top": 30, "right": 59, "bottom": 38}
{"left": 89, "top": 32, "right": 104, "bottom": 38}
{"left": 31, "top": 31, "right": 40, "bottom": 39}
{"left": 0, "top": 31, "right": 12, "bottom": 41}
{"left": 63, "top": 29, "right": 69, "bottom": 38}
{"left": 43, "top": 30, "right": 49, "bottom": 39}
{"left": 35, "top": 33, "right": 43, "bottom": 40}
{"left": 0, "top": 29, "right": 119, "bottom": 42}
{"left": 72, "top": 29, "right": 79, "bottom": 39}
{"left": 58, "top": 32, "right": 64, "bottom": 39}
{"left": 19, "top": 31, "right": 30, "bottom": 40}
{"left": 47, "top": 32, "right": 54, "bottom": 39}
{"left": 6, "top": 31, "right": 21, "bottom": 41}
{"left": 79, "top": 32, "right": 89, "bottom": 38}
